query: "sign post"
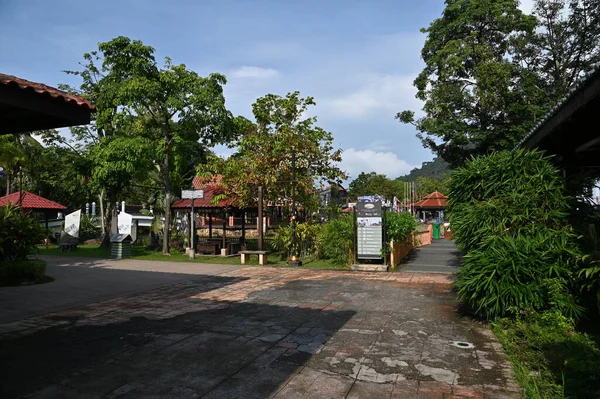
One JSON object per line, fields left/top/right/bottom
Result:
{"left": 356, "top": 196, "right": 383, "bottom": 260}
{"left": 0, "top": 166, "right": 5, "bottom": 179}
{"left": 182, "top": 189, "right": 204, "bottom": 259}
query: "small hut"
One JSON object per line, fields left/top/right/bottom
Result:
{"left": 0, "top": 190, "right": 67, "bottom": 232}
{"left": 413, "top": 191, "right": 448, "bottom": 222}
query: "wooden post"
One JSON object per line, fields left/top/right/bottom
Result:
{"left": 241, "top": 209, "right": 246, "bottom": 247}
{"left": 258, "top": 186, "right": 263, "bottom": 251}
{"left": 222, "top": 209, "right": 227, "bottom": 255}
{"left": 208, "top": 211, "right": 213, "bottom": 238}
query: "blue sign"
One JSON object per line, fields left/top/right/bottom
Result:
{"left": 0, "top": 166, "right": 5, "bottom": 178}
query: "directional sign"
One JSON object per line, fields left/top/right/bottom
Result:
{"left": 181, "top": 189, "right": 204, "bottom": 199}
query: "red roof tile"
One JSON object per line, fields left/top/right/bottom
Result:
{"left": 413, "top": 191, "right": 448, "bottom": 208}
{"left": 0, "top": 73, "right": 95, "bottom": 110}
{"left": 0, "top": 191, "right": 67, "bottom": 210}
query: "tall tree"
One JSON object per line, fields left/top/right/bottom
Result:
{"left": 397, "top": 0, "right": 539, "bottom": 167}
{"left": 200, "top": 92, "right": 346, "bottom": 212}
{"left": 348, "top": 172, "right": 406, "bottom": 200}
{"left": 90, "top": 37, "right": 236, "bottom": 254}
{"left": 63, "top": 37, "right": 235, "bottom": 253}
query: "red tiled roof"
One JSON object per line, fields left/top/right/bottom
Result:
{"left": 413, "top": 191, "right": 448, "bottom": 208}
{"left": 172, "top": 177, "right": 237, "bottom": 209}
{"left": 0, "top": 191, "right": 67, "bottom": 210}
{"left": 0, "top": 73, "right": 95, "bottom": 110}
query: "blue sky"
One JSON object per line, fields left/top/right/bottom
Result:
{"left": 0, "top": 0, "right": 532, "bottom": 180}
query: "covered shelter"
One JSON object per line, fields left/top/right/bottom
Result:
{"left": 0, "top": 190, "right": 66, "bottom": 231}
{"left": 0, "top": 73, "right": 95, "bottom": 134}
{"left": 518, "top": 63, "right": 600, "bottom": 176}
{"left": 413, "top": 191, "right": 448, "bottom": 222}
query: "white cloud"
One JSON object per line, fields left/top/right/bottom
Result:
{"left": 322, "top": 74, "right": 419, "bottom": 119}
{"left": 340, "top": 148, "right": 415, "bottom": 180}
{"left": 230, "top": 66, "right": 279, "bottom": 79}
{"left": 519, "top": 0, "right": 535, "bottom": 14}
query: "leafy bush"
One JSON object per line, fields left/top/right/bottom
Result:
{"left": 385, "top": 211, "right": 417, "bottom": 244}
{"left": 271, "top": 222, "right": 321, "bottom": 260}
{"left": 494, "top": 311, "right": 600, "bottom": 399}
{"left": 0, "top": 259, "right": 47, "bottom": 285}
{"left": 449, "top": 149, "right": 582, "bottom": 320}
{"left": 457, "top": 230, "right": 583, "bottom": 320}
{"left": 0, "top": 203, "right": 47, "bottom": 262}
{"left": 79, "top": 215, "right": 101, "bottom": 242}
{"left": 318, "top": 215, "right": 354, "bottom": 265}
{"left": 448, "top": 149, "right": 570, "bottom": 253}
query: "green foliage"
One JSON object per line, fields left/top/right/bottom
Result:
{"left": 79, "top": 215, "right": 101, "bottom": 242}
{"left": 318, "top": 215, "right": 354, "bottom": 265}
{"left": 199, "top": 91, "right": 347, "bottom": 211}
{"left": 395, "top": 157, "right": 451, "bottom": 182}
{"left": 398, "top": 0, "right": 600, "bottom": 167}
{"left": 0, "top": 204, "right": 47, "bottom": 262}
{"left": 348, "top": 172, "right": 405, "bottom": 200}
{"left": 449, "top": 149, "right": 582, "bottom": 320}
{"left": 494, "top": 311, "right": 600, "bottom": 399}
{"left": 271, "top": 222, "right": 321, "bottom": 260}
{"left": 385, "top": 211, "right": 417, "bottom": 244}
{"left": 415, "top": 176, "right": 448, "bottom": 199}
{"left": 0, "top": 259, "right": 47, "bottom": 286}
{"left": 578, "top": 223, "right": 600, "bottom": 308}
{"left": 448, "top": 149, "right": 570, "bottom": 253}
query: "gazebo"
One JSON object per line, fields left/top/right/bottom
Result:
{"left": 413, "top": 191, "right": 448, "bottom": 222}
{"left": 0, "top": 190, "right": 66, "bottom": 231}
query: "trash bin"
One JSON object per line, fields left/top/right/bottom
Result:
{"left": 110, "top": 234, "right": 133, "bottom": 259}
{"left": 432, "top": 223, "right": 441, "bottom": 239}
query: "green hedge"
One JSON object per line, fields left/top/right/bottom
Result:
{"left": 0, "top": 259, "right": 47, "bottom": 286}
{"left": 0, "top": 203, "right": 47, "bottom": 262}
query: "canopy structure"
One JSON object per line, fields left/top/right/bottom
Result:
{"left": 519, "top": 63, "right": 600, "bottom": 175}
{"left": 413, "top": 191, "right": 448, "bottom": 210}
{"left": 0, "top": 190, "right": 67, "bottom": 232}
{"left": 0, "top": 73, "right": 95, "bottom": 135}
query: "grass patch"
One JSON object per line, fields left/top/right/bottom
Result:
{"left": 0, "top": 259, "right": 51, "bottom": 286}
{"left": 493, "top": 312, "right": 600, "bottom": 399}
{"left": 36, "top": 244, "right": 351, "bottom": 269}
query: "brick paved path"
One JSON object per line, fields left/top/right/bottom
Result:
{"left": 0, "top": 263, "right": 520, "bottom": 398}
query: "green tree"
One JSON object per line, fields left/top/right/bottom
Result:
{"left": 67, "top": 37, "right": 235, "bottom": 253}
{"left": 397, "top": 0, "right": 540, "bottom": 167}
{"left": 348, "top": 172, "right": 406, "bottom": 200}
{"left": 415, "top": 176, "right": 448, "bottom": 198}
{"left": 200, "top": 91, "right": 346, "bottom": 213}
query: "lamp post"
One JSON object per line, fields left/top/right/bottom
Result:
{"left": 287, "top": 139, "right": 302, "bottom": 266}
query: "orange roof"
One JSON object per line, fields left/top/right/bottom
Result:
{"left": 413, "top": 191, "right": 448, "bottom": 208}
{"left": 172, "top": 176, "right": 237, "bottom": 209}
{"left": 0, "top": 191, "right": 66, "bottom": 210}
{"left": 0, "top": 73, "right": 95, "bottom": 110}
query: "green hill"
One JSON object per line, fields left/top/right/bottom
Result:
{"left": 395, "top": 157, "right": 451, "bottom": 181}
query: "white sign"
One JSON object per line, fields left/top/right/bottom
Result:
{"left": 64, "top": 210, "right": 81, "bottom": 238}
{"left": 182, "top": 190, "right": 204, "bottom": 199}
{"left": 118, "top": 212, "right": 133, "bottom": 235}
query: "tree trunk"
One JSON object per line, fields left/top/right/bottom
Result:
{"left": 99, "top": 190, "right": 115, "bottom": 248}
{"left": 161, "top": 136, "right": 172, "bottom": 255}
{"left": 6, "top": 174, "right": 11, "bottom": 195}
{"left": 99, "top": 189, "right": 106, "bottom": 235}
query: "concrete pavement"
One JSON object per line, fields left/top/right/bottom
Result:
{"left": 0, "top": 257, "right": 520, "bottom": 398}
{"left": 399, "top": 239, "right": 462, "bottom": 274}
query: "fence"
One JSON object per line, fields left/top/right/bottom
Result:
{"left": 389, "top": 224, "right": 433, "bottom": 268}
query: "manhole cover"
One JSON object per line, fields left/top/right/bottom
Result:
{"left": 452, "top": 341, "right": 474, "bottom": 349}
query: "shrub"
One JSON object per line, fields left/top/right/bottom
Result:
{"left": 385, "top": 211, "right": 417, "bottom": 244}
{"left": 0, "top": 259, "right": 47, "bottom": 285}
{"left": 0, "top": 203, "right": 47, "bottom": 262}
{"left": 318, "top": 215, "right": 354, "bottom": 265}
{"left": 271, "top": 222, "right": 321, "bottom": 260}
{"left": 449, "top": 149, "right": 582, "bottom": 320}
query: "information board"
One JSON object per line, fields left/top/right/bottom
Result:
{"left": 356, "top": 199, "right": 383, "bottom": 259}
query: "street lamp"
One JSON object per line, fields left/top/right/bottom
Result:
{"left": 288, "top": 146, "right": 301, "bottom": 266}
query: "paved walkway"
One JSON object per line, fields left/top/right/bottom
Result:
{"left": 399, "top": 239, "right": 462, "bottom": 274}
{"left": 0, "top": 258, "right": 519, "bottom": 398}
{"left": 0, "top": 256, "right": 245, "bottom": 324}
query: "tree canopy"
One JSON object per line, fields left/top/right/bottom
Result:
{"left": 398, "top": 0, "right": 600, "bottom": 168}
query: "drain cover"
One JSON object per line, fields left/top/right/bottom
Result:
{"left": 452, "top": 341, "right": 474, "bottom": 349}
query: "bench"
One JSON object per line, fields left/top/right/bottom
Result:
{"left": 59, "top": 232, "right": 78, "bottom": 252}
{"left": 239, "top": 250, "right": 269, "bottom": 265}
{"left": 196, "top": 242, "right": 220, "bottom": 255}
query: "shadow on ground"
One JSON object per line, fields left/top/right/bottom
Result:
{"left": 0, "top": 291, "right": 355, "bottom": 398}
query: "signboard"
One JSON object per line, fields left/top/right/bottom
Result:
{"left": 182, "top": 189, "right": 204, "bottom": 199}
{"left": 356, "top": 198, "right": 383, "bottom": 259}
{"left": 117, "top": 211, "right": 133, "bottom": 235}
{"left": 64, "top": 210, "right": 81, "bottom": 238}
{"left": 0, "top": 166, "right": 5, "bottom": 178}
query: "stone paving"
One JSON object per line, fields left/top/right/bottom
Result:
{"left": 0, "top": 265, "right": 521, "bottom": 398}
{"left": 399, "top": 240, "right": 462, "bottom": 274}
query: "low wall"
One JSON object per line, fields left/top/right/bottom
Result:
{"left": 389, "top": 224, "right": 433, "bottom": 268}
